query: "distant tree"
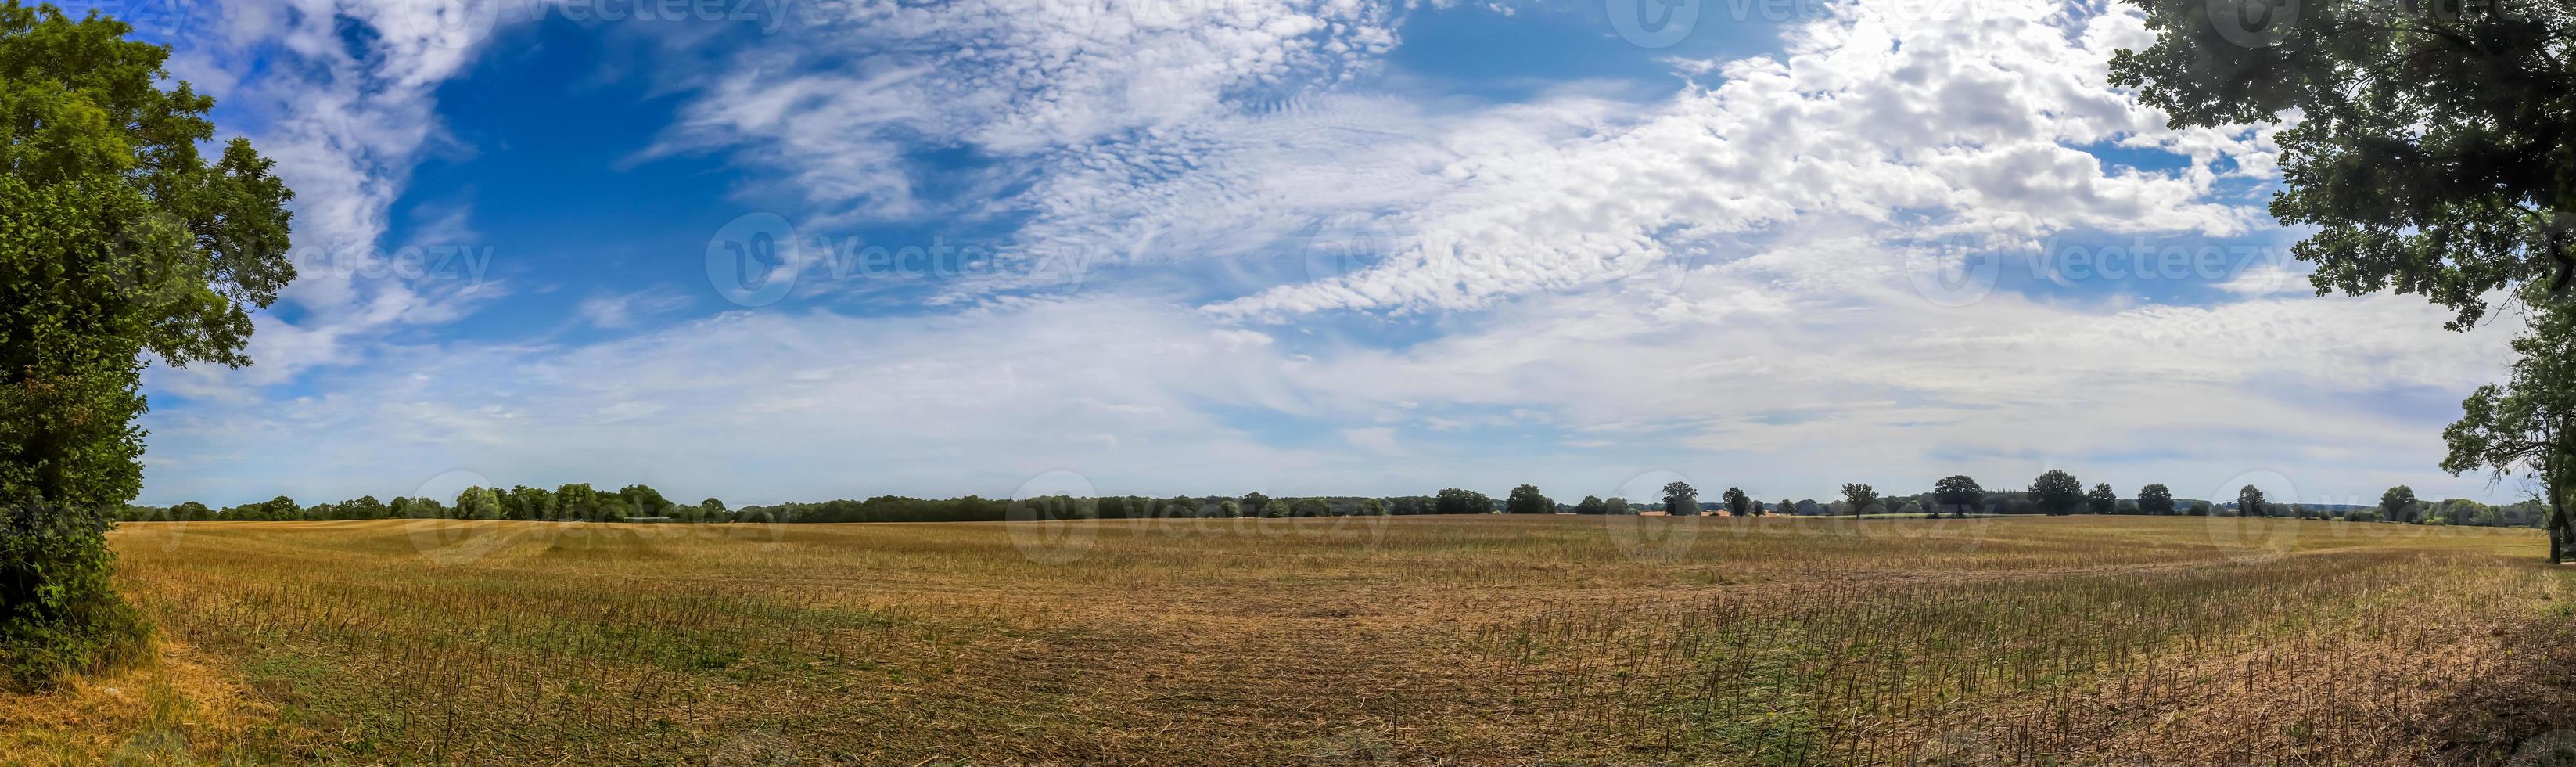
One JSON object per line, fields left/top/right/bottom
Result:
{"left": 1840, "top": 484, "right": 1879, "bottom": 516}
{"left": 2189, "top": 499, "right": 2211, "bottom": 517}
{"left": 2380, "top": 485, "right": 2420, "bottom": 525}
{"left": 1931, "top": 475, "right": 1984, "bottom": 517}
{"left": 556, "top": 484, "right": 600, "bottom": 521}
{"left": 2236, "top": 486, "right": 2268, "bottom": 518}
{"left": 1352, "top": 498, "right": 1386, "bottom": 517}
{"left": 619, "top": 485, "right": 671, "bottom": 518}
{"left": 1292, "top": 498, "right": 1331, "bottom": 517}
{"left": 2028, "top": 470, "right": 2084, "bottom": 516}
{"left": 1505, "top": 484, "right": 1554, "bottom": 515}
{"left": 1722, "top": 487, "right": 1751, "bottom": 517}
{"left": 700, "top": 498, "right": 728, "bottom": 521}
{"left": 2136, "top": 484, "right": 2175, "bottom": 517}
{"left": 1662, "top": 482, "right": 1699, "bottom": 517}
{"left": 1604, "top": 497, "right": 1631, "bottom": 515}
{"left": 1574, "top": 495, "right": 1608, "bottom": 515}
{"left": 1780, "top": 499, "right": 1796, "bottom": 517}
{"left": 1216, "top": 499, "right": 1241, "bottom": 517}
{"left": 1794, "top": 499, "right": 1821, "bottom": 516}
{"left": 1241, "top": 492, "right": 1272, "bottom": 518}
{"left": 2085, "top": 484, "right": 2117, "bottom": 515}
{"left": 1433, "top": 488, "right": 1490, "bottom": 516}
{"left": 452, "top": 487, "right": 501, "bottom": 520}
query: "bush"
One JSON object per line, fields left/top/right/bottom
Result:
{"left": 0, "top": 506, "right": 149, "bottom": 688}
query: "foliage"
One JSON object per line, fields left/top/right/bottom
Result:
{"left": 1435, "top": 488, "right": 1494, "bottom": 516}
{"left": 1838, "top": 484, "right": 1878, "bottom": 516}
{"left": 2111, "top": 0, "right": 2576, "bottom": 331}
{"left": 1, "top": 1, "right": 294, "bottom": 687}
{"left": 2236, "top": 486, "right": 2269, "bottom": 517}
{"left": 1720, "top": 487, "right": 1751, "bottom": 517}
{"left": 2085, "top": 484, "right": 2118, "bottom": 515}
{"left": 1504, "top": 484, "right": 1554, "bottom": 515}
{"left": 2136, "top": 484, "right": 2175, "bottom": 516}
{"left": 2028, "top": 470, "right": 2085, "bottom": 516}
{"left": 1662, "top": 482, "right": 1698, "bottom": 517}
{"left": 1931, "top": 475, "right": 1983, "bottom": 517}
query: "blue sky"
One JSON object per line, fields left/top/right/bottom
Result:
{"left": 80, "top": 0, "right": 2527, "bottom": 508}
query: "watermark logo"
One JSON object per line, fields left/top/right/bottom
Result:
{"left": 2207, "top": 0, "right": 2300, "bottom": 48}
{"left": 2509, "top": 729, "right": 2576, "bottom": 766}
{"left": 707, "top": 212, "right": 801, "bottom": 307}
{"left": 404, "top": 470, "right": 508, "bottom": 565}
{"left": 2204, "top": 470, "right": 2301, "bottom": 563}
{"left": 1299, "top": 216, "right": 1395, "bottom": 286}
{"left": 1902, "top": 231, "right": 2006, "bottom": 308}
{"left": 1007, "top": 470, "right": 1101, "bottom": 565}
{"left": 1604, "top": 470, "right": 1703, "bottom": 563}
{"left": 1608, "top": 0, "right": 1698, "bottom": 48}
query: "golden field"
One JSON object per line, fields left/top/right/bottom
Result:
{"left": 5, "top": 515, "right": 2573, "bottom": 765}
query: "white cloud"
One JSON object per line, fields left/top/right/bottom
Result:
{"left": 645, "top": 0, "right": 1403, "bottom": 221}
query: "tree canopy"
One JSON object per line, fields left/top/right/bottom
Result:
{"left": 0, "top": 1, "right": 295, "bottom": 687}
{"left": 2112, "top": 0, "right": 2576, "bottom": 330}
{"left": 2028, "top": 471, "right": 2085, "bottom": 516}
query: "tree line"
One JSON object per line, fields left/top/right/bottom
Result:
{"left": 119, "top": 474, "right": 2547, "bottom": 529}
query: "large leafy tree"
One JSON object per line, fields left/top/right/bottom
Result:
{"left": 0, "top": 2, "right": 294, "bottom": 686}
{"left": 2137, "top": 483, "right": 2175, "bottom": 516}
{"left": 2236, "top": 485, "right": 2269, "bottom": 517}
{"left": 1662, "top": 481, "right": 1698, "bottom": 517}
{"left": 1721, "top": 486, "right": 1751, "bottom": 517}
{"left": 1931, "top": 475, "right": 1984, "bottom": 517}
{"left": 1839, "top": 483, "right": 1879, "bottom": 516}
{"left": 2380, "top": 484, "right": 2423, "bottom": 524}
{"left": 2085, "top": 483, "right": 2118, "bottom": 515}
{"left": 2111, "top": 0, "right": 2576, "bottom": 330}
{"left": 2444, "top": 292, "right": 2576, "bottom": 560}
{"left": 2028, "top": 470, "right": 2085, "bottom": 516}
{"left": 1504, "top": 484, "right": 1554, "bottom": 514}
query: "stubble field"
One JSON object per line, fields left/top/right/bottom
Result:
{"left": 5, "top": 514, "right": 2574, "bottom": 765}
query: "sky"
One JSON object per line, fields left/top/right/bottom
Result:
{"left": 68, "top": 0, "right": 2533, "bottom": 509}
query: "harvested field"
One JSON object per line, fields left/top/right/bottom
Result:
{"left": 9, "top": 515, "right": 2573, "bottom": 765}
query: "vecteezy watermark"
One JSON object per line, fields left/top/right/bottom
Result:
{"left": 1901, "top": 233, "right": 2297, "bottom": 308}
{"left": 704, "top": 212, "right": 1100, "bottom": 307}
{"left": 399, "top": 0, "right": 796, "bottom": 51}
{"left": 293, "top": 243, "right": 497, "bottom": 293}
{"left": 1607, "top": 0, "right": 1991, "bottom": 49}
{"left": 1007, "top": 470, "right": 1102, "bottom": 565}
{"left": 55, "top": 0, "right": 791, "bottom": 50}
{"left": 1297, "top": 221, "right": 1689, "bottom": 297}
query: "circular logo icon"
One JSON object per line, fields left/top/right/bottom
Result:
{"left": 2207, "top": 0, "right": 2300, "bottom": 48}
{"left": 110, "top": 212, "right": 196, "bottom": 311}
{"left": 1902, "top": 232, "right": 2003, "bottom": 308}
{"left": 404, "top": 470, "right": 507, "bottom": 565}
{"left": 1604, "top": 470, "right": 1702, "bottom": 563}
{"left": 1007, "top": 470, "right": 1101, "bottom": 565}
{"left": 706, "top": 213, "right": 801, "bottom": 307}
{"left": 1608, "top": 0, "right": 1698, "bottom": 49}
{"left": 423, "top": 0, "right": 508, "bottom": 50}
{"left": 1299, "top": 216, "right": 1394, "bottom": 286}
{"left": 2204, "top": 470, "right": 2301, "bottom": 564}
